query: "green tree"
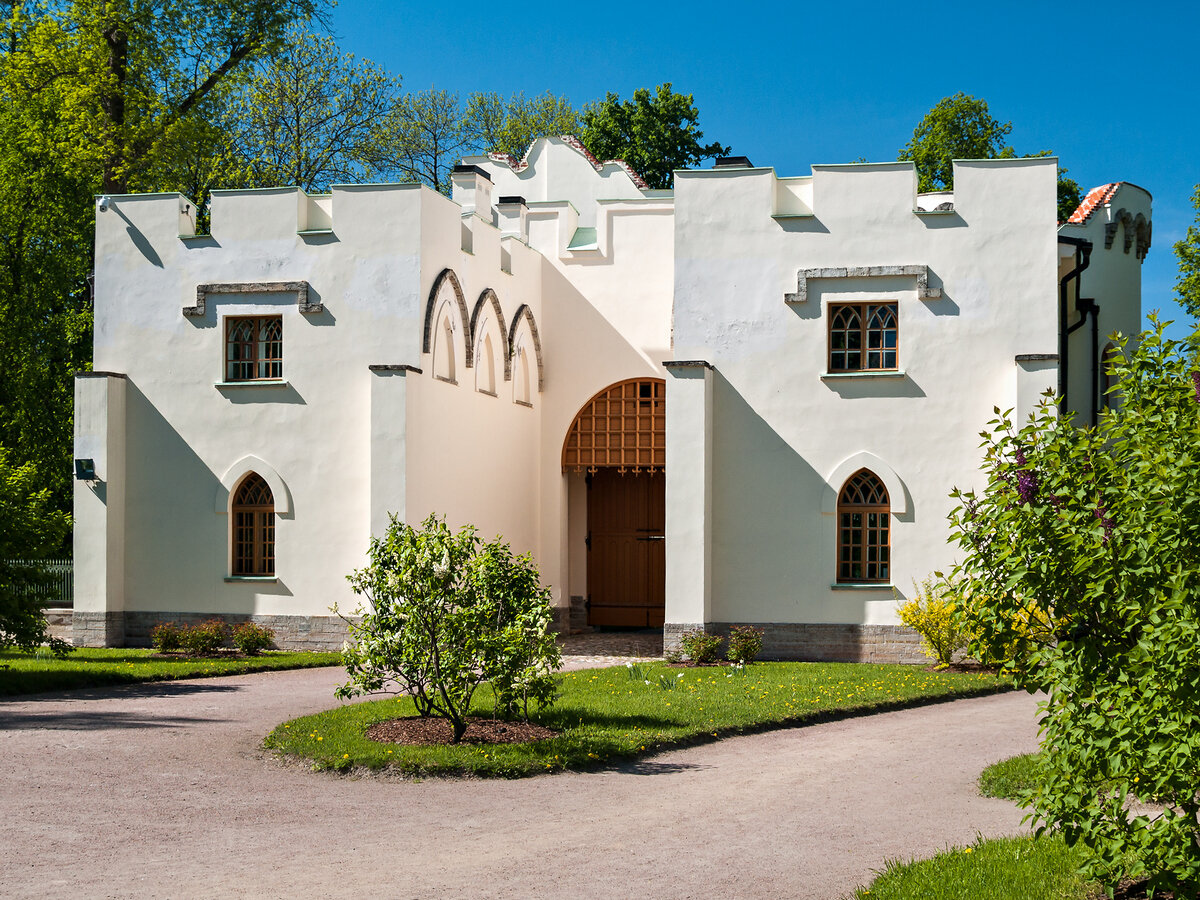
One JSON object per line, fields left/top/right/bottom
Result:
{"left": 375, "top": 87, "right": 467, "bottom": 194}
{"left": 1174, "top": 184, "right": 1200, "bottom": 320}
{"left": 235, "top": 28, "right": 401, "bottom": 191}
{"left": 579, "top": 83, "right": 729, "bottom": 190}
{"left": 898, "top": 92, "right": 1082, "bottom": 221}
{"left": 0, "top": 0, "right": 323, "bottom": 512}
{"left": 464, "top": 90, "right": 578, "bottom": 160}
{"left": 0, "top": 447, "right": 71, "bottom": 652}
{"left": 949, "top": 321, "right": 1200, "bottom": 895}
{"left": 337, "top": 514, "right": 561, "bottom": 743}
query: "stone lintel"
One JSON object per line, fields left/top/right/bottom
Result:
{"left": 185, "top": 281, "right": 320, "bottom": 317}
{"left": 784, "top": 264, "right": 941, "bottom": 304}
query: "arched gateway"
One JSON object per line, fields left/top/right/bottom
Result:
{"left": 563, "top": 379, "right": 666, "bottom": 627}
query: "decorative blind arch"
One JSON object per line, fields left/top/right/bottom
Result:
{"left": 562, "top": 379, "right": 665, "bottom": 473}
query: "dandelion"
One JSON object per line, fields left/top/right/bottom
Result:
{"left": 963, "top": 847, "right": 973, "bottom": 854}
{"left": 343, "top": 754, "right": 349, "bottom": 759}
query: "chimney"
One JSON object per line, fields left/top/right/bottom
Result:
{"left": 451, "top": 165, "right": 493, "bottom": 222}
{"left": 496, "top": 196, "right": 528, "bottom": 242}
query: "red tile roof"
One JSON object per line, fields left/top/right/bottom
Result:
{"left": 488, "top": 135, "right": 651, "bottom": 192}
{"left": 1067, "top": 183, "right": 1120, "bottom": 224}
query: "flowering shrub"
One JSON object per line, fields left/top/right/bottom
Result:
{"left": 231, "top": 622, "right": 275, "bottom": 655}
{"left": 336, "top": 514, "right": 561, "bottom": 743}
{"left": 150, "top": 622, "right": 182, "bottom": 652}
{"left": 678, "top": 629, "right": 723, "bottom": 664}
{"left": 178, "top": 619, "right": 228, "bottom": 656}
{"left": 949, "top": 321, "right": 1200, "bottom": 895}
{"left": 896, "top": 577, "right": 969, "bottom": 668}
{"left": 726, "top": 625, "right": 764, "bottom": 663}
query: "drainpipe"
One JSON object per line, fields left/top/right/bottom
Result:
{"left": 1079, "top": 297, "right": 1100, "bottom": 425}
{"left": 1057, "top": 237, "right": 1093, "bottom": 415}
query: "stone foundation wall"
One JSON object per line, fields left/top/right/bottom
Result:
{"left": 43, "top": 608, "right": 74, "bottom": 643}
{"left": 664, "top": 622, "right": 927, "bottom": 665}
{"left": 568, "top": 595, "right": 591, "bottom": 634}
{"left": 73, "top": 611, "right": 125, "bottom": 647}
{"left": 71, "top": 611, "right": 354, "bottom": 651}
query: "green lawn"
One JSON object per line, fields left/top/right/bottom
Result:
{"left": 979, "top": 752, "right": 1042, "bottom": 800}
{"left": 0, "top": 647, "right": 344, "bottom": 696}
{"left": 265, "top": 660, "right": 1009, "bottom": 777}
{"left": 852, "top": 753, "right": 1117, "bottom": 899}
{"left": 850, "top": 834, "right": 1094, "bottom": 900}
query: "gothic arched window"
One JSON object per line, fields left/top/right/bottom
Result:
{"left": 232, "top": 473, "right": 275, "bottom": 576}
{"left": 837, "top": 470, "right": 890, "bottom": 583}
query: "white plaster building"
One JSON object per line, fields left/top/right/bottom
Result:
{"left": 72, "top": 137, "right": 1151, "bottom": 660}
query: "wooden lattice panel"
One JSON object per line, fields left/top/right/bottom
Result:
{"left": 562, "top": 379, "right": 665, "bottom": 473}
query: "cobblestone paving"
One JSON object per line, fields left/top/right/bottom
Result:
{"left": 557, "top": 629, "right": 662, "bottom": 669}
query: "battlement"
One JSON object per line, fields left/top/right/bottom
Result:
{"left": 674, "top": 156, "right": 1060, "bottom": 226}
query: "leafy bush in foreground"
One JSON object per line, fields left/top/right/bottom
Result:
{"left": 950, "top": 321, "right": 1200, "bottom": 895}
{"left": 336, "top": 514, "right": 561, "bottom": 743}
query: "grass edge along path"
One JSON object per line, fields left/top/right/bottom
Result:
{"left": 979, "top": 751, "right": 1043, "bottom": 800}
{"left": 851, "top": 754, "right": 1112, "bottom": 900}
{"left": 849, "top": 833, "right": 1095, "bottom": 900}
{"left": 0, "top": 647, "right": 344, "bottom": 697}
{"left": 265, "top": 660, "right": 1011, "bottom": 778}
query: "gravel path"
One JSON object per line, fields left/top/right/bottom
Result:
{"left": 0, "top": 663, "right": 1041, "bottom": 899}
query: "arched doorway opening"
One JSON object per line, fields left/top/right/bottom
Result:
{"left": 563, "top": 379, "right": 665, "bottom": 627}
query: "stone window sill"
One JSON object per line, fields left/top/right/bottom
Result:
{"left": 225, "top": 576, "right": 278, "bottom": 583}
{"left": 831, "top": 583, "right": 895, "bottom": 591}
{"left": 215, "top": 380, "right": 290, "bottom": 389}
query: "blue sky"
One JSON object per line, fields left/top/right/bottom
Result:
{"left": 332, "top": 0, "right": 1198, "bottom": 338}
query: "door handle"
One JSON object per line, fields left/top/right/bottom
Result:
{"left": 637, "top": 535, "right": 665, "bottom": 541}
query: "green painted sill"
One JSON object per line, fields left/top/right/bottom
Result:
{"left": 820, "top": 370, "right": 906, "bottom": 380}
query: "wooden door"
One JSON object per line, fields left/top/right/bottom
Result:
{"left": 587, "top": 469, "right": 665, "bottom": 627}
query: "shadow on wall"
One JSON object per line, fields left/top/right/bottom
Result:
{"left": 709, "top": 371, "right": 870, "bottom": 623}
{"left": 111, "top": 204, "right": 164, "bottom": 268}
{"left": 538, "top": 258, "right": 666, "bottom": 433}
{"left": 122, "top": 380, "right": 292, "bottom": 614}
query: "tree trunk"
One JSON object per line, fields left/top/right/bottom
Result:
{"left": 100, "top": 22, "right": 128, "bottom": 194}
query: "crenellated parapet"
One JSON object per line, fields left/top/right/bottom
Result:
{"left": 676, "top": 156, "right": 1060, "bottom": 227}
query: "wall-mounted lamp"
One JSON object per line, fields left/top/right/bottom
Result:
{"left": 74, "top": 458, "right": 96, "bottom": 481}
